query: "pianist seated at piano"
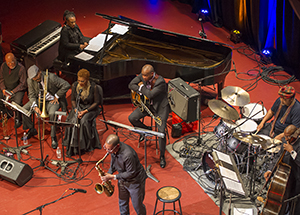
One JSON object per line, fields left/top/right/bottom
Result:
{"left": 57, "top": 10, "right": 89, "bottom": 63}
{"left": 0, "top": 53, "right": 27, "bottom": 128}
{"left": 63, "top": 68, "right": 102, "bottom": 156}
{"left": 128, "top": 64, "right": 170, "bottom": 168}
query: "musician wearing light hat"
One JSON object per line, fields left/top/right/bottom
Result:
{"left": 21, "top": 65, "right": 70, "bottom": 148}
{"left": 257, "top": 85, "right": 300, "bottom": 140}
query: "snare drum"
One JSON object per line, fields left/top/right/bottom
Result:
{"left": 236, "top": 118, "right": 258, "bottom": 133}
{"left": 241, "top": 103, "right": 267, "bottom": 123}
{"left": 214, "top": 119, "right": 236, "bottom": 138}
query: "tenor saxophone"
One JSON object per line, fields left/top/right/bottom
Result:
{"left": 94, "top": 152, "right": 115, "bottom": 197}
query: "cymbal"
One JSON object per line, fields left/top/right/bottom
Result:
{"left": 233, "top": 132, "right": 266, "bottom": 145}
{"left": 208, "top": 99, "right": 239, "bottom": 120}
{"left": 221, "top": 86, "right": 250, "bottom": 106}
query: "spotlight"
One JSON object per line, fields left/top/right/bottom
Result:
{"left": 230, "top": 30, "right": 242, "bottom": 44}
{"left": 260, "top": 48, "right": 273, "bottom": 64}
{"left": 198, "top": 9, "right": 209, "bottom": 22}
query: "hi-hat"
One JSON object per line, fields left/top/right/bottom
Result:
{"left": 233, "top": 132, "right": 266, "bottom": 145}
{"left": 208, "top": 99, "right": 239, "bottom": 120}
{"left": 221, "top": 86, "right": 250, "bottom": 106}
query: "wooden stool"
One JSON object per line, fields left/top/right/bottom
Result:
{"left": 153, "top": 186, "right": 182, "bottom": 215}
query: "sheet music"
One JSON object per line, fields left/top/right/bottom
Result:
{"left": 213, "top": 149, "right": 232, "bottom": 165}
{"left": 233, "top": 207, "right": 253, "bottom": 215}
{"left": 219, "top": 166, "right": 239, "bottom": 182}
{"left": 84, "top": 33, "right": 113, "bottom": 52}
{"left": 223, "top": 177, "right": 245, "bottom": 196}
{"left": 74, "top": 51, "right": 94, "bottom": 61}
{"left": 110, "top": 24, "right": 129, "bottom": 35}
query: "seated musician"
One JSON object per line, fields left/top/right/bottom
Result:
{"left": 128, "top": 64, "right": 170, "bottom": 168}
{"left": 63, "top": 68, "right": 101, "bottom": 156}
{"left": 0, "top": 53, "right": 27, "bottom": 128}
{"left": 21, "top": 65, "right": 70, "bottom": 149}
{"left": 257, "top": 85, "right": 300, "bottom": 140}
{"left": 263, "top": 124, "right": 300, "bottom": 214}
{"left": 57, "top": 10, "right": 89, "bottom": 63}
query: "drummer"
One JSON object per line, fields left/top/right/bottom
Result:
{"left": 257, "top": 85, "right": 300, "bottom": 140}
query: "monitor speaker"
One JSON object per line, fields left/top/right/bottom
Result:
{"left": 168, "top": 78, "right": 200, "bottom": 122}
{"left": 0, "top": 154, "right": 33, "bottom": 186}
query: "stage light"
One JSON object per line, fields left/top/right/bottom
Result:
{"left": 230, "top": 29, "right": 242, "bottom": 44}
{"left": 260, "top": 48, "right": 273, "bottom": 64}
{"left": 201, "top": 9, "right": 209, "bottom": 14}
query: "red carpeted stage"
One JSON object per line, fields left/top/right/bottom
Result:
{"left": 0, "top": 0, "right": 300, "bottom": 214}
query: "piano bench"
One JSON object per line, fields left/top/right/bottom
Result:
{"left": 53, "top": 58, "right": 70, "bottom": 75}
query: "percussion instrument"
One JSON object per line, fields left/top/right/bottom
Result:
{"left": 236, "top": 118, "right": 258, "bottom": 134}
{"left": 208, "top": 99, "right": 239, "bottom": 121}
{"left": 221, "top": 86, "right": 250, "bottom": 106}
{"left": 241, "top": 103, "right": 267, "bottom": 123}
{"left": 213, "top": 119, "right": 236, "bottom": 138}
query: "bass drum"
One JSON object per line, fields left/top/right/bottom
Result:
{"left": 202, "top": 150, "right": 217, "bottom": 182}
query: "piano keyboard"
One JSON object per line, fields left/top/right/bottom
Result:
{"left": 27, "top": 26, "right": 62, "bottom": 56}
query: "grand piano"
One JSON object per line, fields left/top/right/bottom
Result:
{"left": 68, "top": 13, "right": 232, "bottom": 99}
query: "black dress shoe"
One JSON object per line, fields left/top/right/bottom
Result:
{"left": 21, "top": 128, "right": 37, "bottom": 140}
{"left": 160, "top": 156, "right": 166, "bottom": 168}
{"left": 51, "top": 137, "right": 58, "bottom": 149}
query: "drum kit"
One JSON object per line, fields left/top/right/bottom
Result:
{"left": 207, "top": 86, "right": 281, "bottom": 179}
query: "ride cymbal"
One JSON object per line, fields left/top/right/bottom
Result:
{"left": 221, "top": 86, "right": 250, "bottom": 106}
{"left": 233, "top": 132, "right": 266, "bottom": 145}
{"left": 208, "top": 99, "right": 239, "bottom": 120}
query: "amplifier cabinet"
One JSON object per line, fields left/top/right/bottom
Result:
{"left": 0, "top": 154, "right": 33, "bottom": 186}
{"left": 168, "top": 78, "right": 200, "bottom": 122}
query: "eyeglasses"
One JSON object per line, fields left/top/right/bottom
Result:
{"left": 103, "top": 143, "right": 119, "bottom": 153}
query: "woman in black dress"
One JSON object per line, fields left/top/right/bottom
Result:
{"left": 63, "top": 68, "right": 101, "bottom": 156}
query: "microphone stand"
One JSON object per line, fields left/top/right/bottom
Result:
{"left": 69, "top": 90, "right": 82, "bottom": 164}
{"left": 22, "top": 189, "right": 84, "bottom": 215}
{"left": 33, "top": 110, "right": 59, "bottom": 177}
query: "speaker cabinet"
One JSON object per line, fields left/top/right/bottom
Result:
{"left": 0, "top": 154, "right": 33, "bottom": 186}
{"left": 168, "top": 78, "right": 200, "bottom": 122}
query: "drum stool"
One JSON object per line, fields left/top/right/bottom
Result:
{"left": 153, "top": 186, "right": 182, "bottom": 215}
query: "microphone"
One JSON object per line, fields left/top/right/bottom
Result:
{"left": 69, "top": 188, "right": 87, "bottom": 193}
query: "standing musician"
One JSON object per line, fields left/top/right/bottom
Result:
{"left": 0, "top": 53, "right": 27, "bottom": 128}
{"left": 128, "top": 64, "right": 170, "bottom": 168}
{"left": 21, "top": 65, "right": 70, "bottom": 148}
{"left": 257, "top": 85, "right": 300, "bottom": 140}
{"left": 101, "top": 134, "right": 147, "bottom": 215}
{"left": 263, "top": 125, "right": 300, "bottom": 214}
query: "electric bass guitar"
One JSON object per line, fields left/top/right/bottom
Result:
{"left": 131, "top": 90, "right": 162, "bottom": 126}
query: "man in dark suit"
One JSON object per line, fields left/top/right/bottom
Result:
{"left": 101, "top": 134, "right": 147, "bottom": 215}
{"left": 263, "top": 124, "right": 300, "bottom": 214}
{"left": 128, "top": 64, "right": 170, "bottom": 168}
{"left": 21, "top": 65, "right": 70, "bottom": 148}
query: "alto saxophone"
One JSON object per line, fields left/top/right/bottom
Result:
{"left": 94, "top": 152, "right": 115, "bottom": 197}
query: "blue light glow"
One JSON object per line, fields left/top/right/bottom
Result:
{"left": 201, "top": 9, "right": 209, "bottom": 14}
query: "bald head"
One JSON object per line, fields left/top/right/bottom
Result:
{"left": 284, "top": 125, "right": 297, "bottom": 137}
{"left": 5, "top": 53, "right": 17, "bottom": 69}
{"left": 141, "top": 64, "right": 154, "bottom": 82}
{"left": 105, "top": 134, "right": 120, "bottom": 147}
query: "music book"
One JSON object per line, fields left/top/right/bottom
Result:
{"left": 84, "top": 33, "right": 113, "bottom": 52}
{"left": 110, "top": 24, "right": 129, "bottom": 35}
{"left": 75, "top": 51, "right": 94, "bottom": 61}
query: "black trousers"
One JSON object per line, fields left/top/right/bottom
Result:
{"left": 128, "top": 105, "right": 169, "bottom": 158}
{"left": 118, "top": 180, "right": 146, "bottom": 215}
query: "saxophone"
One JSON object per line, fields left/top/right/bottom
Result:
{"left": 94, "top": 152, "right": 115, "bottom": 197}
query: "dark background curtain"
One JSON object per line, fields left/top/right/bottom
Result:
{"left": 189, "top": 0, "right": 300, "bottom": 79}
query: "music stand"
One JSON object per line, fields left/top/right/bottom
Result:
{"left": 101, "top": 119, "right": 164, "bottom": 182}
{"left": 45, "top": 119, "right": 77, "bottom": 175}
{"left": 0, "top": 99, "right": 32, "bottom": 160}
